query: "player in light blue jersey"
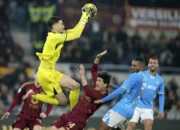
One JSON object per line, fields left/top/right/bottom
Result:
{"left": 127, "top": 56, "right": 165, "bottom": 130}
{"left": 94, "top": 58, "right": 146, "bottom": 130}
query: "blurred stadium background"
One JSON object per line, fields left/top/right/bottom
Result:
{"left": 0, "top": 0, "right": 180, "bottom": 130}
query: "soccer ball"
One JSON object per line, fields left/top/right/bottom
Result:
{"left": 82, "top": 3, "right": 97, "bottom": 18}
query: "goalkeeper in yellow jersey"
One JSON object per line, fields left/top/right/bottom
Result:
{"left": 24, "top": 4, "right": 97, "bottom": 110}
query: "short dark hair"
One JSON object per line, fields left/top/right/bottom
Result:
{"left": 47, "top": 16, "right": 61, "bottom": 30}
{"left": 150, "top": 56, "right": 158, "bottom": 60}
{"left": 98, "top": 72, "right": 111, "bottom": 86}
{"left": 133, "top": 57, "right": 145, "bottom": 66}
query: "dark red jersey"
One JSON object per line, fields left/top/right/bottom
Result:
{"left": 53, "top": 63, "right": 108, "bottom": 129}
{"left": 73, "top": 63, "right": 107, "bottom": 117}
{"left": 8, "top": 81, "right": 52, "bottom": 120}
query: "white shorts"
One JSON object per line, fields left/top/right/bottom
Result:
{"left": 102, "top": 109, "right": 128, "bottom": 128}
{"left": 130, "top": 107, "right": 154, "bottom": 123}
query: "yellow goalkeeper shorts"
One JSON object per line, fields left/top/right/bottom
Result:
{"left": 37, "top": 67, "right": 64, "bottom": 96}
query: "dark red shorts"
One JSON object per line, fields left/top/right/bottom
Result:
{"left": 12, "top": 115, "right": 42, "bottom": 130}
{"left": 52, "top": 111, "right": 87, "bottom": 130}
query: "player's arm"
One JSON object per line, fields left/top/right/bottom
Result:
{"left": 83, "top": 84, "right": 104, "bottom": 99}
{"left": 91, "top": 63, "right": 98, "bottom": 85}
{"left": 50, "top": 10, "right": 91, "bottom": 44}
{"left": 64, "top": 11, "right": 90, "bottom": 41}
{"left": 78, "top": 64, "right": 88, "bottom": 86}
{"left": 40, "top": 104, "right": 53, "bottom": 119}
{"left": 95, "top": 73, "right": 140, "bottom": 103}
{"left": 78, "top": 64, "right": 101, "bottom": 99}
{"left": 7, "top": 85, "right": 26, "bottom": 112}
{"left": 100, "top": 86, "right": 126, "bottom": 103}
{"left": 1, "top": 84, "right": 26, "bottom": 120}
{"left": 91, "top": 50, "right": 107, "bottom": 85}
{"left": 159, "top": 94, "right": 164, "bottom": 112}
{"left": 158, "top": 79, "right": 165, "bottom": 112}
{"left": 44, "top": 104, "right": 53, "bottom": 116}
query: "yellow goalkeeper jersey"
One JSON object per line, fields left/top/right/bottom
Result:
{"left": 36, "top": 14, "right": 88, "bottom": 68}
{"left": 36, "top": 32, "right": 66, "bottom": 68}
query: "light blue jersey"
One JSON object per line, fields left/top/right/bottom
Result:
{"left": 137, "top": 70, "right": 164, "bottom": 109}
{"left": 102, "top": 71, "right": 146, "bottom": 118}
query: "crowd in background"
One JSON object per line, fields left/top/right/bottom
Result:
{"left": 0, "top": 0, "right": 180, "bottom": 119}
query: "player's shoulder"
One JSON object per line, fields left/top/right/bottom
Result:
{"left": 47, "top": 32, "right": 55, "bottom": 39}
{"left": 127, "top": 72, "right": 143, "bottom": 82}
{"left": 136, "top": 70, "right": 147, "bottom": 81}
{"left": 131, "top": 71, "right": 145, "bottom": 77}
{"left": 156, "top": 73, "right": 164, "bottom": 83}
{"left": 48, "top": 32, "right": 66, "bottom": 39}
{"left": 21, "top": 81, "right": 34, "bottom": 88}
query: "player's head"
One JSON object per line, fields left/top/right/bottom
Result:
{"left": 47, "top": 16, "right": 65, "bottom": 33}
{"left": 95, "top": 72, "right": 111, "bottom": 91}
{"left": 34, "top": 69, "right": 40, "bottom": 88}
{"left": 148, "top": 56, "right": 159, "bottom": 72}
{"left": 131, "top": 57, "right": 145, "bottom": 72}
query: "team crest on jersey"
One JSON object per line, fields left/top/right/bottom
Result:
{"left": 31, "top": 98, "right": 39, "bottom": 104}
{"left": 141, "top": 82, "right": 147, "bottom": 90}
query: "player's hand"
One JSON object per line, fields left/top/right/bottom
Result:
{"left": 158, "top": 112, "right": 164, "bottom": 119}
{"left": 1, "top": 112, "right": 10, "bottom": 120}
{"left": 82, "top": 11, "right": 91, "bottom": 20}
{"left": 96, "top": 50, "right": 107, "bottom": 59}
{"left": 94, "top": 99, "right": 103, "bottom": 104}
{"left": 40, "top": 112, "right": 47, "bottom": 119}
{"left": 78, "top": 64, "right": 85, "bottom": 75}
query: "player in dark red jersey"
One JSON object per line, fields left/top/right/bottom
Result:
{"left": 50, "top": 50, "right": 111, "bottom": 130}
{"left": 1, "top": 73, "right": 53, "bottom": 130}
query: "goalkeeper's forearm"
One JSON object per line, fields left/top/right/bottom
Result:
{"left": 65, "top": 13, "right": 88, "bottom": 41}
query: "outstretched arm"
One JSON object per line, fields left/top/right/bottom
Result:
{"left": 78, "top": 64, "right": 88, "bottom": 86}
{"left": 1, "top": 86, "right": 25, "bottom": 120}
{"left": 94, "top": 73, "right": 141, "bottom": 104}
{"left": 50, "top": 8, "right": 93, "bottom": 44}
{"left": 94, "top": 87, "right": 126, "bottom": 104}
{"left": 94, "top": 50, "right": 107, "bottom": 64}
{"left": 91, "top": 50, "right": 107, "bottom": 85}
{"left": 78, "top": 64, "right": 102, "bottom": 99}
{"left": 64, "top": 10, "right": 91, "bottom": 41}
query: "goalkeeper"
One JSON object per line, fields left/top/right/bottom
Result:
{"left": 24, "top": 4, "right": 97, "bottom": 110}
